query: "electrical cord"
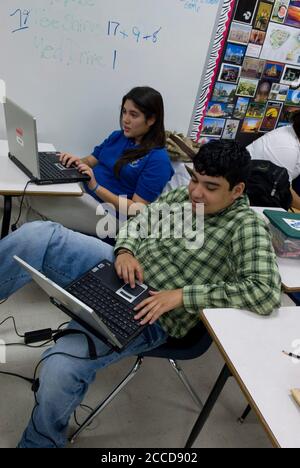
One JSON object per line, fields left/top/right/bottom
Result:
{"left": 11, "top": 179, "right": 35, "bottom": 231}
{"left": 0, "top": 327, "right": 113, "bottom": 447}
{"left": 0, "top": 316, "right": 24, "bottom": 337}
{"left": 28, "top": 330, "right": 114, "bottom": 448}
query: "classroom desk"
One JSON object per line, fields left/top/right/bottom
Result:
{"left": 0, "top": 139, "right": 83, "bottom": 238}
{"left": 185, "top": 307, "right": 300, "bottom": 448}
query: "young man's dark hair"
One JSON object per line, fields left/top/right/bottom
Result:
{"left": 193, "top": 139, "right": 251, "bottom": 190}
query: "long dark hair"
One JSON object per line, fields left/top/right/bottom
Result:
{"left": 114, "top": 86, "right": 166, "bottom": 177}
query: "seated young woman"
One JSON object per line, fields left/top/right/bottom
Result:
{"left": 24, "top": 86, "right": 174, "bottom": 236}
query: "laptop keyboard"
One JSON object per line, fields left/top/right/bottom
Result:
{"left": 39, "top": 152, "right": 75, "bottom": 180}
{"left": 66, "top": 273, "right": 141, "bottom": 340}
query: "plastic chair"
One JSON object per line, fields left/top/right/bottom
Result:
{"left": 69, "top": 321, "right": 212, "bottom": 443}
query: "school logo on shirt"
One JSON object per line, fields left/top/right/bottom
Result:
{"left": 129, "top": 159, "right": 142, "bottom": 167}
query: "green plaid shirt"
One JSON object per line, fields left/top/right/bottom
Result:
{"left": 115, "top": 187, "right": 281, "bottom": 338}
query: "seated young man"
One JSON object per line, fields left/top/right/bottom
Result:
{"left": 0, "top": 140, "right": 282, "bottom": 448}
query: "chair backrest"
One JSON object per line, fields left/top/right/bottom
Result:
{"left": 141, "top": 322, "right": 212, "bottom": 360}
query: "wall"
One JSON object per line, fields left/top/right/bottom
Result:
{"left": 0, "top": 0, "right": 223, "bottom": 155}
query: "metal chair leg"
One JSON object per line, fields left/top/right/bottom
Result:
{"left": 169, "top": 359, "right": 203, "bottom": 409}
{"left": 69, "top": 357, "right": 143, "bottom": 443}
{"left": 238, "top": 404, "right": 252, "bottom": 424}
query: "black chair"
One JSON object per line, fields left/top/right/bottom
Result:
{"left": 69, "top": 321, "right": 212, "bottom": 443}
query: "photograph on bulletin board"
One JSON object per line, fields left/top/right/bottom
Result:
{"left": 199, "top": 0, "right": 300, "bottom": 147}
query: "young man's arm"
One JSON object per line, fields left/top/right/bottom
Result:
{"left": 182, "top": 218, "right": 282, "bottom": 316}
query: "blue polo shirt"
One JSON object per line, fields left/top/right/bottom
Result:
{"left": 86, "top": 130, "right": 174, "bottom": 203}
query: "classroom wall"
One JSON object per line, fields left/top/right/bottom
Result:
{"left": 0, "top": 0, "right": 224, "bottom": 155}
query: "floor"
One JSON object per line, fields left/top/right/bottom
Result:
{"left": 0, "top": 281, "right": 294, "bottom": 449}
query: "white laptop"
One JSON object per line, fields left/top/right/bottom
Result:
{"left": 3, "top": 98, "right": 90, "bottom": 185}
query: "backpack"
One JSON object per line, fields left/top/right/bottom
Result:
{"left": 246, "top": 160, "right": 292, "bottom": 211}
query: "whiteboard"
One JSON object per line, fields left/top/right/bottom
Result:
{"left": 0, "top": 0, "right": 223, "bottom": 156}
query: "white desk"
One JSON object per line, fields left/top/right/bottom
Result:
{"left": 0, "top": 139, "right": 82, "bottom": 237}
{"left": 186, "top": 307, "right": 300, "bottom": 448}
{"left": 276, "top": 257, "right": 300, "bottom": 292}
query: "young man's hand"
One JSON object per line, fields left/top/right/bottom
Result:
{"left": 115, "top": 253, "right": 144, "bottom": 288}
{"left": 133, "top": 289, "right": 183, "bottom": 325}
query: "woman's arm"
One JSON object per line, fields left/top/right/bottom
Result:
{"left": 78, "top": 163, "right": 149, "bottom": 214}
{"left": 93, "top": 186, "right": 148, "bottom": 214}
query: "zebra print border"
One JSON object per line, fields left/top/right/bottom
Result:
{"left": 190, "top": 0, "right": 236, "bottom": 142}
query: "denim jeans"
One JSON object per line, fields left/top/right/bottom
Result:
{"left": 0, "top": 222, "right": 168, "bottom": 447}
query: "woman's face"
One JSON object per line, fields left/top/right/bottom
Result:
{"left": 121, "top": 99, "right": 155, "bottom": 143}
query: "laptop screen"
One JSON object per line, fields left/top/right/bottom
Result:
{"left": 4, "top": 98, "right": 40, "bottom": 179}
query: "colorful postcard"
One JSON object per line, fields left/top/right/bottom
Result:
{"left": 218, "top": 63, "right": 241, "bottom": 83}
{"left": 260, "top": 23, "right": 300, "bottom": 66}
{"left": 255, "top": 79, "right": 273, "bottom": 102}
{"left": 279, "top": 104, "right": 300, "bottom": 121}
{"left": 233, "top": 97, "right": 250, "bottom": 118}
{"left": 202, "top": 118, "right": 226, "bottom": 137}
{"left": 249, "top": 29, "right": 266, "bottom": 45}
{"left": 280, "top": 64, "right": 300, "bottom": 86}
{"left": 206, "top": 102, "right": 234, "bottom": 118}
{"left": 271, "top": 0, "right": 290, "bottom": 24}
{"left": 222, "top": 119, "right": 240, "bottom": 139}
{"left": 236, "top": 77, "right": 259, "bottom": 97}
{"left": 286, "top": 88, "right": 300, "bottom": 105}
{"left": 212, "top": 82, "right": 237, "bottom": 103}
{"left": 228, "top": 22, "right": 252, "bottom": 45}
{"left": 224, "top": 43, "right": 247, "bottom": 65}
{"left": 234, "top": 0, "right": 258, "bottom": 25}
{"left": 241, "top": 58, "right": 265, "bottom": 79}
{"left": 254, "top": 2, "right": 273, "bottom": 31}
{"left": 246, "top": 102, "right": 267, "bottom": 118}
{"left": 262, "top": 61, "right": 284, "bottom": 80}
{"left": 285, "top": 1, "right": 300, "bottom": 28}
{"left": 241, "top": 118, "right": 262, "bottom": 132}
{"left": 269, "top": 83, "right": 289, "bottom": 101}
{"left": 259, "top": 102, "right": 283, "bottom": 131}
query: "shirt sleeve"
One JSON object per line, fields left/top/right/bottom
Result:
{"left": 115, "top": 188, "right": 184, "bottom": 255}
{"left": 182, "top": 218, "right": 282, "bottom": 316}
{"left": 91, "top": 131, "right": 120, "bottom": 161}
{"left": 134, "top": 151, "right": 174, "bottom": 202}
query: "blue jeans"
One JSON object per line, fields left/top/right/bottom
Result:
{"left": 0, "top": 222, "right": 168, "bottom": 447}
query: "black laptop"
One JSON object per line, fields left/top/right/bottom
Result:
{"left": 3, "top": 98, "right": 90, "bottom": 185}
{"left": 14, "top": 256, "right": 150, "bottom": 351}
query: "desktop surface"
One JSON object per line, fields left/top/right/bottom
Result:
{"left": 201, "top": 307, "right": 300, "bottom": 448}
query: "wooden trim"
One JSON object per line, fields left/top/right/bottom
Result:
{"left": 282, "top": 284, "right": 300, "bottom": 293}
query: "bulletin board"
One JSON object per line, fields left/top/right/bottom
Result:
{"left": 192, "top": 0, "right": 300, "bottom": 147}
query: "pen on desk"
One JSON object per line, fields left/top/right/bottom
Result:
{"left": 282, "top": 350, "right": 300, "bottom": 360}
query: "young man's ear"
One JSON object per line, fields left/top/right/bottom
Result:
{"left": 232, "top": 182, "right": 245, "bottom": 199}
